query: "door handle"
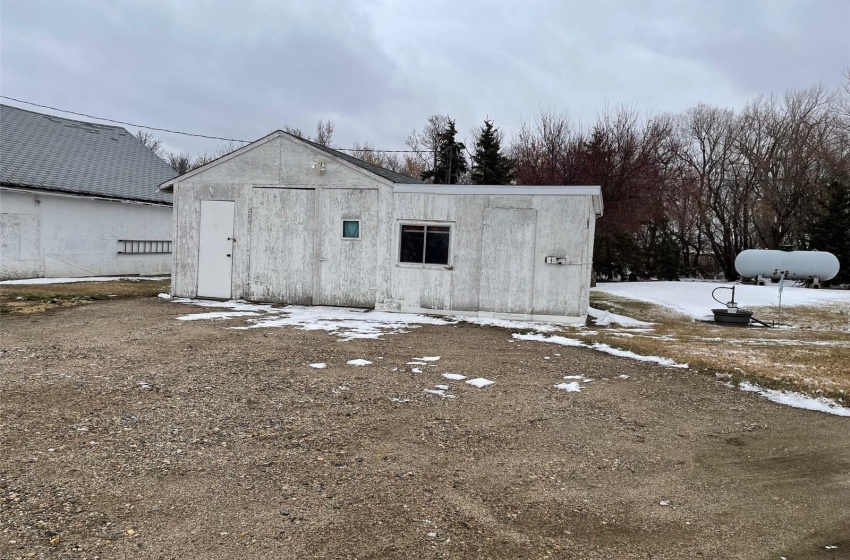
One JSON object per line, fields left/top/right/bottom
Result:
{"left": 226, "top": 254, "right": 232, "bottom": 257}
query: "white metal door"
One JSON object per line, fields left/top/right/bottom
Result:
{"left": 197, "top": 200, "right": 235, "bottom": 299}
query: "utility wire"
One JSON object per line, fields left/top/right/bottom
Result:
{"left": 0, "top": 95, "right": 427, "bottom": 153}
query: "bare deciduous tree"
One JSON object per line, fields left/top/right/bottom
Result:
{"left": 191, "top": 141, "right": 243, "bottom": 170}
{"left": 135, "top": 130, "right": 163, "bottom": 156}
{"left": 406, "top": 115, "right": 450, "bottom": 181}
{"left": 314, "top": 119, "right": 335, "bottom": 147}
{"left": 282, "top": 125, "right": 305, "bottom": 139}
{"left": 167, "top": 152, "right": 193, "bottom": 175}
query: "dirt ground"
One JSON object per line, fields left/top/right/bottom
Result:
{"left": 1, "top": 297, "right": 849, "bottom": 559}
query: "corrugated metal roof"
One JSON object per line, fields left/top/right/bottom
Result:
{"left": 0, "top": 104, "right": 176, "bottom": 204}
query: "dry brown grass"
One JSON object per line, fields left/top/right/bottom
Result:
{"left": 0, "top": 279, "right": 170, "bottom": 315}
{"left": 584, "top": 292, "right": 850, "bottom": 401}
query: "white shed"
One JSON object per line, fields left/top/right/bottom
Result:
{"left": 0, "top": 105, "right": 176, "bottom": 280}
{"left": 160, "top": 131, "right": 602, "bottom": 323}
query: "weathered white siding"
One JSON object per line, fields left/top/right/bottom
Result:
{"left": 0, "top": 189, "right": 172, "bottom": 280}
{"left": 379, "top": 193, "right": 593, "bottom": 321}
{"left": 247, "top": 188, "right": 315, "bottom": 304}
{"left": 169, "top": 132, "right": 599, "bottom": 323}
{"left": 314, "top": 188, "right": 379, "bottom": 307}
{"left": 171, "top": 135, "right": 389, "bottom": 301}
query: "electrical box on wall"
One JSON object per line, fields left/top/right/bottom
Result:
{"left": 544, "top": 256, "right": 567, "bottom": 265}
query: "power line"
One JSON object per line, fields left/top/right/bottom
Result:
{"left": 0, "top": 95, "right": 427, "bottom": 153}
{"left": 1, "top": 95, "right": 251, "bottom": 144}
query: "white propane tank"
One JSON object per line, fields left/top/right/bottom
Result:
{"left": 735, "top": 249, "right": 840, "bottom": 281}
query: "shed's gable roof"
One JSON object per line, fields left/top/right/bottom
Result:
{"left": 0, "top": 104, "right": 176, "bottom": 204}
{"left": 159, "top": 130, "right": 422, "bottom": 190}
{"left": 297, "top": 136, "right": 423, "bottom": 184}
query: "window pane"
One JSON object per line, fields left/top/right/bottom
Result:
{"left": 424, "top": 227, "right": 450, "bottom": 264}
{"left": 400, "top": 225, "right": 425, "bottom": 262}
{"left": 343, "top": 220, "right": 360, "bottom": 238}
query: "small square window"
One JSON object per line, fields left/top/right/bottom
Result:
{"left": 342, "top": 220, "right": 360, "bottom": 239}
{"left": 400, "top": 224, "right": 450, "bottom": 265}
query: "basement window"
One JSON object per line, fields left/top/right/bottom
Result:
{"left": 399, "top": 224, "right": 450, "bottom": 265}
{"left": 342, "top": 220, "right": 361, "bottom": 239}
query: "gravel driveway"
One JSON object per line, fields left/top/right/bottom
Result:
{"left": 1, "top": 297, "right": 848, "bottom": 559}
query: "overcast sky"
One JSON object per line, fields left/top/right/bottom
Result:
{"left": 2, "top": 0, "right": 848, "bottom": 157}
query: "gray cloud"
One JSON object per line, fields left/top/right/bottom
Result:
{"left": 2, "top": 0, "right": 847, "bottom": 157}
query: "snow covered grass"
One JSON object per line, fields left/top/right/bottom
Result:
{"left": 585, "top": 285, "right": 850, "bottom": 403}
{"left": 592, "top": 280, "right": 850, "bottom": 321}
{"left": 587, "top": 306, "right": 653, "bottom": 327}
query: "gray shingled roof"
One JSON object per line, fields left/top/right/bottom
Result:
{"left": 1, "top": 104, "right": 176, "bottom": 204}
{"left": 297, "top": 135, "right": 424, "bottom": 184}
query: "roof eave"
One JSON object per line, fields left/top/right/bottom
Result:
{"left": 1, "top": 182, "right": 172, "bottom": 206}
{"left": 158, "top": 130, "right": 283, "bottom": 191}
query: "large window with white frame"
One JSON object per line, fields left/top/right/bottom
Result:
{"left": 399, "top": 224, "right": 450, "bottom": 265}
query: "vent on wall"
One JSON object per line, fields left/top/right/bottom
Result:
{"left": 118, "top": 240, "right": 172, "bottom": 254}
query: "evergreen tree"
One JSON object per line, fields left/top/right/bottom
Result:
{"left": 422, "top": 119, "right": 467, "bottom": 184}
{"left": 470, "top": 119, "right": 514, "bottom": 185}
{"left": 808, "top": 180, "right": 850, "bottom": 284}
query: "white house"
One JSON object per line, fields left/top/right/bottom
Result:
{"left": 0, "top": 104, "right": 176, "bottom": 280}
{"left": 160, "top": 131, "right": 603, "bottom": 323}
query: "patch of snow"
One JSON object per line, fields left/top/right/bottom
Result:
{"left": 173, "top": 298, "right": 279, "bottom": 313}
{"left": 593, "top": 343, "right": 688, "bottom": 368}
{"left": 434, "top": 384, "right": 450, "bottom": 390}
{"left": 659, "top": 500, "right": 670, "bottom": 506}
{"left": 411, "top": 368, "right": 423, "bottom": 374}
{"left": 172, "top": 299, "right": 452, "bottom": 341}
{"left": 466, "top": 378, "right": 495, "bottom": 388}
{"left": 618, "top": 374, "right": 631, "bottom": 379}
{"left": 176, "top": 311, "right": 259, "bottom": 321}
{"left": 158, "top": 293, "right": 172, "bottom": 300}
{"left": 309, "top": 363, "right": 327, "bottom": 369}
{"left": 457, "top": 317, "right": 564, "bottom": 332}
{"left": 415, "top": 356, "right": 441, "bottom": 362}
{"left": 562, "top": 375, "right": 585, "bottom": 380}
{"left": 554, "top": 382, "right": 582, "bottom": 392}
{"left": 346, "top": 359, "right": 372, "bottom": 366}
{"left": 442, "top": 373, "right": 467, "bottom": 381}
{"left": 516, "top": 334, "right": 585, "bottom": 347}
{"left": 424, "top": 388, "right": 455, "bottom": 398}
{"left": 592, "top": 281, "right": 850, "bottom": 320}
{"left": 0, "top": 276, "right": 168, "bottom": 285}
{"left": 739, "top": 381, "right": 850, "bottom": 417}
{"left": 513, "top": 333, "right": 688, "bottom": 368}
{"left": 588, "top": 306, "right": 654, "bottom": 327}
